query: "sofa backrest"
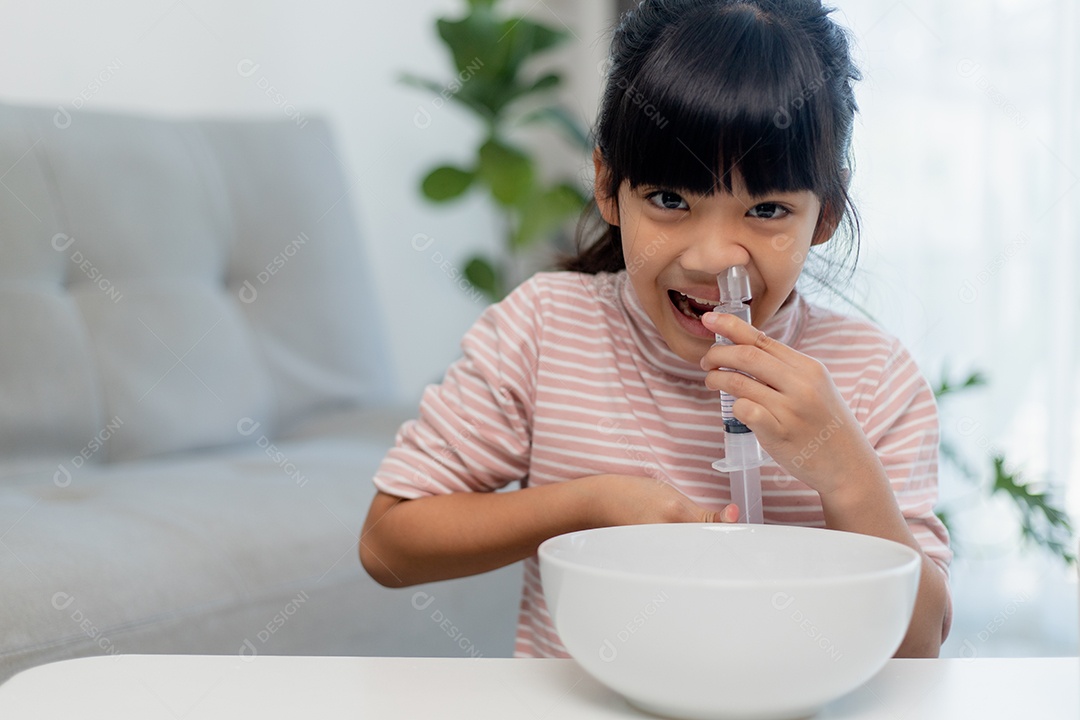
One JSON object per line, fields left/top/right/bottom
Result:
{"left": 0, "top": 103, "right": 392, "bottom": 464}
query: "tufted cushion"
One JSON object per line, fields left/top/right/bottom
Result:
{"left": 0, "top": 104, "right": 392, "bottom": 463}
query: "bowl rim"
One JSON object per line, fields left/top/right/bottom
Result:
{"left": 538, "top": 523, "right": 923, "bottom": 589}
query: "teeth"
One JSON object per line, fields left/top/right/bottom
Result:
{"left": 674, "top": 293, "right": 699, "bottom": 319}
{"left": 679, "top": 291, "right": 717, "bottom": 306}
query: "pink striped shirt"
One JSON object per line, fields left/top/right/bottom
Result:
{"left": 373, "top": 270, "right": 951, "bottom": 657}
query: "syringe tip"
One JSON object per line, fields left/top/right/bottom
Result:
{"left": 718, "top": 265, "right": 751, "bottom": 304}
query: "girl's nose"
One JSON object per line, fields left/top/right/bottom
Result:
{"left": 678, "top": 224, "right": 752, "bottom": 274}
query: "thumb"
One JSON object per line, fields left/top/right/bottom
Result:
{"left": 704, "top": 503, "right": 740, "bottom": 523}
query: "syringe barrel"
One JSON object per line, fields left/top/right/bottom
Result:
{"left": 729, "top": 465, "right": 765, "bottom": 524}
{"left": 721, "top": 429, "right": 767, "bottom": 470}
{"left": 711, "top": 264, "right": 770, "bottom": 473}
{"left": 714, "top": 305, "right": 749, "bottom": 428}
{"left": 714, "top": 267, "right": 752, "bottom": 427}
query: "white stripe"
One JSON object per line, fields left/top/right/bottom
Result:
{"left": 531, "top": 429, "right": 721, "bottom": 464}
{"left": 533, "top": 399, "right": 728, "bottom": 434}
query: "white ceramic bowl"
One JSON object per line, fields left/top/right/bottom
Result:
{"left": 539, "top": 524, "right": 921, "bottom": 720}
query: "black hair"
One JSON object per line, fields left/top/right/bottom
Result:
{"left": 561, "top": 0, "right": 862, "bottom": 289}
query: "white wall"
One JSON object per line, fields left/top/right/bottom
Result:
{"left": 0, "top": 0, "right": 611, "bottom": 403}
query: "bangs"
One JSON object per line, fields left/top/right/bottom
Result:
{"left": 603, "top": 5, "right": 833, "bottom": 198}
{"left": 566, "top": 0, "right": 861, "bottom": 279}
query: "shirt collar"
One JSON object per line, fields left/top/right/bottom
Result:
{"left": 616, "top": 270, "right": 808, "bottom": 382}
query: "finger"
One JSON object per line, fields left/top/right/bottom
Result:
{"left": 700, "top": 341, "right": 791, "bottom": 389}
{"left": 700, "top": 314, "right": 811, "bottom": 397}
{"left": 704, "top": 503, "right": 740, "bottom": 523}
{"left": 728, "top": 397, "right": 782, "bottom": 437}
{"left": 701, "top": 312, "right": 803, "bottom": 367}
{"left": 705, "top": 371, "right": 783, "bottom": 430}
{"left": 702, "top": 352, "right": 788, "bottom": 401}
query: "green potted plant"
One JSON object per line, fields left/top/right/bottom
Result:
{"left": 402, "top": 0, "right": 591, "bottom": 302}
{"left": 934, "top": 368, "right": 1075, "bottom": 565}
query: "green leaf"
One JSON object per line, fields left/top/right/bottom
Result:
{"left": 477, "top": 138, "right": 534, "bottom": 206}
{"left": 421, "top": 165, "right": 475, "bottom": 202}
{"left": 517, "top": 105, "right": 592, "bottom": 151}
{"left": 962, "top": 371, "right": 988, "bottom": 389}
{"left": 399, "top": 73, "right": 447, "bottom": 96}
{"left": 933, "top": 368, "right": 988, "bottom": 400}
{"left": 512, "top": 182, "right": 587, "bottom": 248}
{"left": 935, "top": 509, "right": 952, "bottom": 536}
{"left": 490, "top": 21, "right": 567, "bottom": 110}
{"left": 934, "top": 365, "right": 1075, "bottom": 565}
{"left": 399, "top": 72, "right": 492, "bottom": 120}
{"left": 499, "top": 73, "right": 563, "bottom": 111}
{"left": 436, "top": 14, "right": 501, "bottom": 79}
{"left": 522, "top": 72, "right": 561, "bottom": 94}
{"left": 433, "top": 8, "right": 569, "bottom": 120}
{"left": 989, "top": 455, "right": 1076, "bottom": 565}
{"left": 507, "top": 18, "right": 566, "bottom": 57}
{"left": 464, "top": 255, "right": 502, "bottom": 302}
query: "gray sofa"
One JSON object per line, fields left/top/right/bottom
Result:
{"left": 0, "top": 102, "right": 520, "bottom": 682}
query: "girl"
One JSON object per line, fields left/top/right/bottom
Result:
{"left": 362, "top": 0, "right": 951, "bottom": 658}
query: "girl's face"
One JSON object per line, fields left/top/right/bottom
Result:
{"left": 595, "top": 151, "right": 830, "bottom": 365}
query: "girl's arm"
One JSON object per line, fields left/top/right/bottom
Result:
{"left": 700, "top": 311, "right": 950, "bottom": 658}
{"left": 360, "top": 475, "right": 738, "bottom": 588}
{"left": 817, "top": 463, "right": 950, "bottom": 658}
{"left": 362, "top": 276, "right": 741, "bottom": 587}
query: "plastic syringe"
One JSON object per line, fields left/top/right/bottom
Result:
{"left": 710, "top": 265, "right": 768, "bottom": 524}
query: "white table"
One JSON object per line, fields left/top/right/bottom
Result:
{"left": 0, "top": 655, "right": 1076, "bottom": 719}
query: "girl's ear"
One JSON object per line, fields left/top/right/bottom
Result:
{"left": 811, "top": 202, "right": 841, "bottom": 246}
{"left": 593, "top": 147, "right": 620, "bottom": 227}
{"left": 811, "top": 169, "right": 851, "bottom": 246}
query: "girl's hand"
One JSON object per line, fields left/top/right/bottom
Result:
{"left": 581, "top": 474, "right": 740, "bottom": 525}
{"left": 699, "top": 311, "right": 881, "bottom": 499}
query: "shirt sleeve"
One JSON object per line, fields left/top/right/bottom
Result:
{"left": 862, "top": 339, "right": 952, "bottom": 571}
{"left": 372, "top": 278, "right": 542, "bottom": 499}
{"left": 861, "top": 338, "right": 953, "bottom": 634}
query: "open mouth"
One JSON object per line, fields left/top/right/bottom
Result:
{"left": 669, "top": 290, "right": 722, "bottom": 319}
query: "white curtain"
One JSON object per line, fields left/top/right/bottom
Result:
{"left": 821, "top": 0, "right": 1079, "bottom": 656}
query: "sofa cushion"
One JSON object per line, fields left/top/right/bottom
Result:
{"left": 0, "top": 104, "right": 392, "bottom": 463}
{"left": 0, "top": 289, "right": 104, "bottom": 462}
{"left": 0, "top": 407, "right": 521, "bottom": 680}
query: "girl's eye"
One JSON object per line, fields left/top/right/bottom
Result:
{"left": 646, "top": 190, "right": 689, "bottom": 211}
{"left": 747, "top": 202, "right": 790, "bottom": 220}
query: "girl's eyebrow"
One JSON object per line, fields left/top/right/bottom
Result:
{"left": 745, "top": 190, "right": 814, "bottom": 202}
{"left": 634, "top": 184, "right": 814, "bottom": 204}
{"left": 636, "top": 183, "right": 694, "bottom": 192}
